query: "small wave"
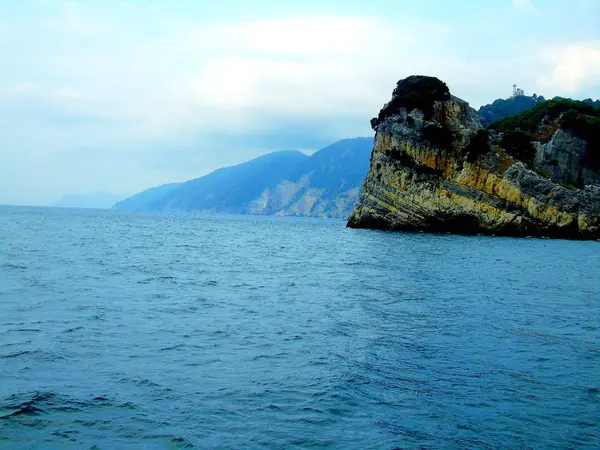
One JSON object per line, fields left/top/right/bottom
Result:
{"left": 209, "top": 330, "right": 228, "bottom": 336}
{"left": 118, "top": 376, "right": 162, "bottom": 389}
{"left": 3, "top": 263, "right": 28, "bottom": 270}
{"left": 0, "top": 340, "right": 33, "bottom": 349}
{"left": 308, "top": 358, "right": 328, "bottom": 366}
{"left": 117, "top": 401, "right": 138, "bottom": 410}
{"left": 0, "top": 350, "right": 41, "bottom": 359}
{"left": 0, "top": 392, "right": 56, "bottom": 419}
{"left": 62, "top": 326, "right": 84, "bottom": 333}
{"left": 264, "top": 404, "right": 282, "bottom": 411}
{"left": 175, "top": 244, "right": 201, "bottom": 249}
{"left": 146, "top": 434, "right": 195, "bottom": 448}
{"left": 0, "top": 404, "right": 43, "bottom": 419}
{"left": 160, "top": 344, "right": 185, "bottom": 351}
{"left": 51, "top": 429, "right": 77, "bottom": 438}
{"left": 90, "top": 396, "right": 115, "bottom": 407}
{"left": 248, "top": 285, "right": 264, "bottom": 290}
{"left": 284, "top": 335, "right": 303, "bottom": 341}
{"left": 301, "top": 406, "right": 324, "bottom": 413}
{"left": 138, "top": 276, "right": 177, "bottom": 284}
{"left": 5, "top": 328, "right": 41, "bottom": 333}
{"left": 251, "top": 353, "right": 287, "bottom": 361}
{"left": 380, "top": 421, "right": 433, "bottom": 441}
{"left": 72, "top": 418, "right": 113, "bottom": 429}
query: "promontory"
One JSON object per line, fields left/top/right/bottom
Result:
{"left": 347, "top": 75, "right": 600, "bottom": 239}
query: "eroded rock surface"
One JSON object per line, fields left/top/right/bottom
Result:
{"left": 348, "top": 76, "right": 600, "bottom": 239}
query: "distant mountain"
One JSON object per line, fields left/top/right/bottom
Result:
{"left": 55, "top": 191, "right": 127, "bottom": 209}
{"left": 478, "top": 94, "right": 546, "bottom": 124}
{"left": 113, "top": 183, "right": 183, "bottom": 211}
{"left": 113, "top": 137, "right": 374, "bottom": 218}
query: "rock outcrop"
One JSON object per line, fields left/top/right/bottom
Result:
{"left": 532, "top": 121, "right": 600, "bottom": 188}
{"left": 347, "top": 76, "right": 600, "bottom": 239}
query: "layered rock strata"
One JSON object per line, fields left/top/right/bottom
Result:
{"left": 348, "top": 76, "right": 600, "bottom": 239}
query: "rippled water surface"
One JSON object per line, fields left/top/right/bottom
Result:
{"left": 1, "top": 206, "right": 599, "bottom": 449}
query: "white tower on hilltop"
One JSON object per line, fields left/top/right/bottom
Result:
{"left": 512, "top": 84, "right": 525, "bottom": 98}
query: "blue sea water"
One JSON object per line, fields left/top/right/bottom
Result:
{"left": 0, "top": 205, "right": 598, "bottom": 449}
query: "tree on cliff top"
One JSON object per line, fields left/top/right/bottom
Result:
{"left": 490, "top": 98, "right": 600, "bottom": 134}
{"left": 371, "top": 76, "right": 450, "bottom": 129}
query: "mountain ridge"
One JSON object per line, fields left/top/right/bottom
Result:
{"left": 114, "top": 138, "right": 373, "bottom": 218}
{"left": 55, "top": 191, "right": 128, "bottom": 209}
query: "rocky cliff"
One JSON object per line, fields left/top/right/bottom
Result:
{"left": 533, "top": 126, "right": 600, "bottom": 188}
{"left": 490, "top": 99, "right": 600, "bottom": 189}
{"left": 347, "top": 76, "right": 600, "bottom": 239}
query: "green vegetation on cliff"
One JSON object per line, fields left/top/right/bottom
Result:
{"left": 490, "top": 99, "right": 600, "bottom": 170}
{"left": 556, "top": 97, "right": 600, "bottom": 109}
{"left": 490, "top": 99, "right": 599, "bottom": 134}
{"left": 479, "top": 96, "right": 598, "bottom": 125}
{"left": 463, "top": 129, "right": 490, "bottom": 162}
{"left": 562, "top": 111, "right": 600, "bottom": 170}
{"left": 500, "top": 131, "right": 536, "bottom": 166}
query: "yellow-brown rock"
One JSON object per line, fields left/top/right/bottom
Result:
{"left": 348, "top": 76, "right": 600, "bottom": 239}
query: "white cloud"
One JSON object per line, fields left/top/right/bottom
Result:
{"left": 512, "top": 0, "right": 534, "bottom": 10}
{"left": 6, "top": 82, "right": 91, "bottom": 102}
{"left": 0, "top": 6, "right": 554, "bottom": 142}
{"left": 537, "top": 41, "right": 600, "bottom": 94}
{"left": 185, "top": 17, "right": 381, "bottom": 57}
{"left": 1, "top": 12, "right": 444, "bottom": 139}
{"left": 0, "top": 2, "right": 598, "bottom": 205}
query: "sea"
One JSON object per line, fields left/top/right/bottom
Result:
{"left": 0, "top": 205, "right": 598, "bottom": 449}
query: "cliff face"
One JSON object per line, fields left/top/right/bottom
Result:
{"left": 347, "top": 76, "right": 600, "bottom": 239}
{"left": 532, "top": 122, "right": 600, "bottom": 188}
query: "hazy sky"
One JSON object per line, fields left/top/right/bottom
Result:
{"left": 1, "top": 0, "right": 599, "bottom": 205}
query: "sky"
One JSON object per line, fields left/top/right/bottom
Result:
{"left": 1, "top": 0, "right": 599, "bottom": 205}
